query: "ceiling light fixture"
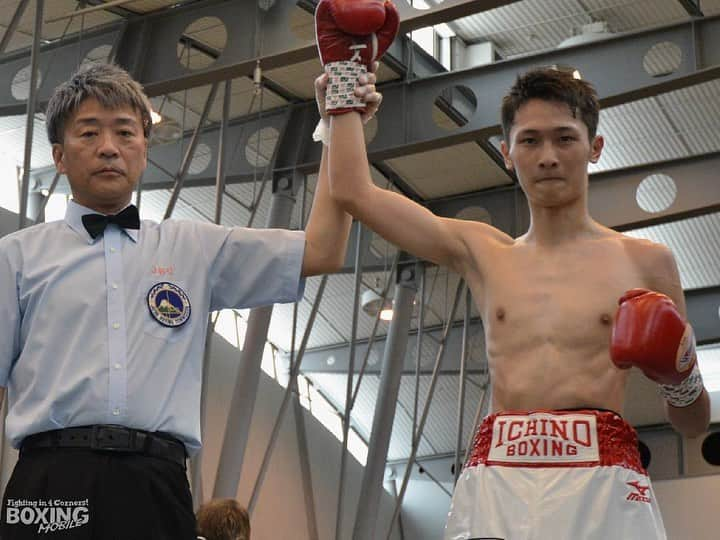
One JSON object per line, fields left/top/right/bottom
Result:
{"left": 150, "top": 110, "right": 162, "bottom": 124}
{"left": 361, "top": 289, "right": 393, "bottom": 321}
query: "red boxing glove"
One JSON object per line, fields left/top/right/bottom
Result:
{"left": 316, "top": 0, "right": 399, "bottom": 114}
{"left": 611, "top": 288, "right": 705, "bottom": 408}
{"left": 611, "top": 288, "right": 696, "bottom": 385}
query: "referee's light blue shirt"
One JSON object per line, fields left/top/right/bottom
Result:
{"left": 0, "top": 200, "right": 306, "bottom": 454}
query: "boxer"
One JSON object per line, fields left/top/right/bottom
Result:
{"left": 315, "top": 23, "right": 710, "bottom": 536}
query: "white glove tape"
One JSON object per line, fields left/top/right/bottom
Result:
{"left": 325, "top": 61, "right": 366, "bottom": 112}
{"left": 659, "top": 362, "right": 704, "bottom": 407}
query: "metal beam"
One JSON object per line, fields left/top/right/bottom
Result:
{"left": 190, "top": 79, "right": 232, "bottom": 506}
{"left": 0, "top": 0, "right": 31, "bottom": 55}
{"left": 83, "top": 0, "right": 141, "bottom": 19}
{"left": 130, "top": 5, "right": 720, "bottom": 189}
{"left": 164, "top": 82, "right": 220, "bottom": 219}
{"left": 453, "top": 288, "right": 471, "bottom": 484}
{"left": 213, "top": 181, "right": 297, "bottom": 499}
{"left": 412, "top": 265, "right": 426, "bottom": 440}
{"left": 285, "top": 315, "right": 486, "bottom": 376}
{"left": 77, "top": 11, "right": 719, "bottom": 237}
{"left": 385, "top": 280, "right": 465, "bottom": 540}
{"left": 676, "top": 0, "right": 704, "bottom": 17}
{"left": 124, "top": 143, "right": 720, "bottom": 249}
{"left": 18, "top": 0, "right": 44, "bottom": 230}
{"left": 588, "top": 153, "right": 720, "bottom": 231}
{"left": 212, "top": 90, "right": 305, "bottom": 497}
{"left": 46, "top": 0, "right": 138, "bottom": 22}
{"left": 0, "top": 24, "right": 124, "bottom": 116}
{"left": 429, "top": 153, "right": 720, "bottom": 235}
{"left": 335, "top": 226, "right": 366, "bottom": 540}
{"left": 0, "top": 0, "right": 519, "bottom": 113}
{"left": 353, "top": 262, "right": 418, "bottom": 540}
{"left": 121, "top": 0, "right": 521, "bottom": 97}
{"left": 247, "top": 275, "right": 328, "bottom": 514}
{"left": 352, "top": 15, "right": 720, "bottom": 162}
{"left": 292, "top": 385, "right": 320, "bottom": 540}
{"left": 4, "top": 2, "right": 720, "bottom": 128}
{"left": 214, "top": 79, "right": 232, "bottom": 223}
{"left": 144, "top": 107, "right": 290, "bottom": 190}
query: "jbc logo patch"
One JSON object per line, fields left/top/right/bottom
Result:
{"left": 147, "top": 281, "right": 191, "bottom": 328}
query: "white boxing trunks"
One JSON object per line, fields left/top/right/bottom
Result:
{"left": 443, "top": 409, "right": 667, "bottom": 540}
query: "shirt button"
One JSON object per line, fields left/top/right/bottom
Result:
{"left": 112, "top": 408, "right": 120, "bottom": 416}
{"left": 110, "top": 248, "right": 116, "bottom": 253}
{"left": 114, "top": 363, "right": 122, "bottom": 370}
{"left": 112, "top": 322, "right": 120, "bottom": 329}
{"left": 112, "top": 283, "right": 118, "bottom": 290}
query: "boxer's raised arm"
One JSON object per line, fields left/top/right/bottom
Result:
{"left": 302, "top": 143, "right": 354, "bottom": 277}
{"left": 328, "top": 112, "right": 481, "bottom": 274}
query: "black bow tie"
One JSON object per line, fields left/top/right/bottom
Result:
{"left": 81, "top": 205, "right": 140, "bottom": 239}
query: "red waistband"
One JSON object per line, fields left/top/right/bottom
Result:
{"left": 465, "top": 409, "right": 645, "bottom": 474}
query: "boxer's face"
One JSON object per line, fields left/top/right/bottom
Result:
{"left": 52, "top": 97, "right": 147, "bottom": 214}
{"left": 500, "top": 98, "right": 603, "bottom": 208}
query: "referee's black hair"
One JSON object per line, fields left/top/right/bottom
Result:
{"left": 45, "top": 63, "right": 153, "bottom": 144}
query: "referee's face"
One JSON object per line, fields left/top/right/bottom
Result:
{"left": 52, "top": 97, "right": 148, "bottom": 214}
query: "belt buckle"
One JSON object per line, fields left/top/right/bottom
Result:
{"left": 90, "top": 425, "right": 136, "bottom": 452}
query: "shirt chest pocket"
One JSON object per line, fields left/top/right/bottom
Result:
{"left": 142, "top": 278, "right": 193, "bottom": 343}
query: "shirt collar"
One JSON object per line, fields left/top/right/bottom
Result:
{"left": 65, "top": 199, "right": 140, "bottom": 244}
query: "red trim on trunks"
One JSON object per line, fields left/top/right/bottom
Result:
{"left": 465, "top": 409, "right": 646, "bottom": 475}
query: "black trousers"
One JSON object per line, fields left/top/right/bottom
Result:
{"left": 0, "top": 447, "right": 196, "bottom": 539}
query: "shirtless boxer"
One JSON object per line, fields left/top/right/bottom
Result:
{"left": 315, "top": 10, "right": 711, "bottom": 536}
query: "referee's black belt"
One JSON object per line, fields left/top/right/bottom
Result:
{"left": 20, "top": 425, "right": 187, "bottom": 467}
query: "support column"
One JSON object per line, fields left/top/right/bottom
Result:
{"left": 213, "top": 176, "right": 296, "bottom": 498}
{"left": 386, "top": 280, "right": 465, "bottom": 540}
{"left": 384, "top": 472, "right": 405, "bottom": 540}
{"left": 293, "top": 385, "right": 320, "bottom": 540}
{"left": 335, "top": 225, "right": 366, "bottom": 540}
{"left": 190, "top": 77, "right": 233, "bottom": 508}
{"left": 26, "top": 191, "right": 46, "bottom": 223}
{"left": 33, "top": 172, "right": 60, "bottom": 222}
{"left": 453, "top": 288, "right": 471, "bottom": 483}
{"left": 163, "top": 82, "right": 220, "bottom": 220}
{"left": 353, "top": 261, "right": 418, "bottom": 540}
{"left": 0, "top": 0, "right": 30, "bottom": 54}
{"left": 18, "top": 0, "right": 43, "bottom": 230}
{"left": 247, "top": 276, "right": 328, "bottom": 513}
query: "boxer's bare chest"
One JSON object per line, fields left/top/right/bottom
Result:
{"left": 465, "top": 235, "right": 650, "bottom": 409}
{"left": 479, "top": 239, "right": 644, "bottom": 346}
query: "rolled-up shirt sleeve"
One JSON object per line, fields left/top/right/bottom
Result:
{"left": 202, "top": 224, "right": 306, "bottom": 311}
{"left": 0, "top": 243, "right": 20, "bottom": 386}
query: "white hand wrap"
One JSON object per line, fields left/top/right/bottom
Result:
{"left": 325, "top": 60, "right": 367, "bottom": 112}
{"left": 312, "top": 118, "right": 330, "bottom": 146}
{"left": 659, "top": 362, "right": 705, "bottom": 407}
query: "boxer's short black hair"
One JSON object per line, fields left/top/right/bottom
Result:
{"left": 45, "top": 62, "right": 153, "bottom": 144}
{"left": 501, "top": 67, "right": 600, "bottom": 143}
